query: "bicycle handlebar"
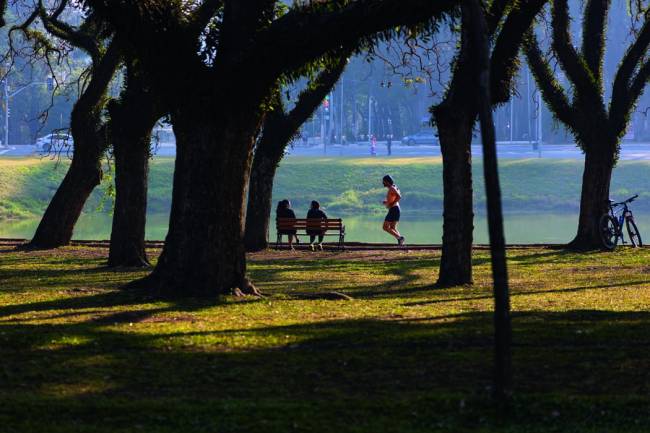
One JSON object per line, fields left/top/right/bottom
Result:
{"left": 609, "top": 194, "right": 639, "bottom": 207}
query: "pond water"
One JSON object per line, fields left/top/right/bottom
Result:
{"left": 4, "top": 211, "right": 650, "bottom": 244}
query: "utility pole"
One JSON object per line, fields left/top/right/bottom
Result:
{"left": 509, "top": 99, "right": 514, "bottom": 144}
{"left": 537, "top": 89, "right": 543, "bottom": 158}
{"left": 321, "top": 104, "right": 326, "bottom": 154}
{"left": 340, "top": 81, "right": 344, "bottom": 144}
{"left": 368, "top": 95, "right": 372, "bottom": 143}
{"left": 3, "top": 79, "right": 8, "bottom": 148}
{"left": 527, "top": 68, "right": 531, "bottom": 146}
{"left": 329, "top": 92, "right": 335, "bottom": 144}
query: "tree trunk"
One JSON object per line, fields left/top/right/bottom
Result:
{"left": 28, "top": 137, "right": 104, "bottom": 248}
{"left": 467, "top": 0, "right": 512, "bottom": 402}
{"left": 107, "top": 62, "right": 162, "bottom": 268}
{"left": 135, "top": 111, "right": 258, "bottom": 297}
{"left": 244, "top": 150, "right": 280, "bottom": 252}
{"left": 28, "top": 43, "right": 119, "bottom": 249}
{"left": 435, "top": 108, "right": 475, "bottom": 287}
{"left": 244, "top": 59, "right": 348, "bottom": 252}
{"left": 569, "top": 146, "right": 615, "bottom": 249}
{"left": 108, "top": 125, "right": 153, "bottom": 267}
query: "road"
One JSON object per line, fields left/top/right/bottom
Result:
{"left": 3, "top": 141, "right": 650, "bottom": 160}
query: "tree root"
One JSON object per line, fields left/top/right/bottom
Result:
{"left": 232, "top": 278, "right": 264, "bottom": 297}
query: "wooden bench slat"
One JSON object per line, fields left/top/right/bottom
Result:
{"left": 275, "top": 217, "right": 346, "bottom": 250}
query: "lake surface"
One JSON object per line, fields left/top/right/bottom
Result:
{"left": 4, "top": 211, "right": 650, "bottom": 244}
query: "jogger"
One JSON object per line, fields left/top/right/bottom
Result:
{"left": 382, "top": 175, "right": 405, "bottom": 245}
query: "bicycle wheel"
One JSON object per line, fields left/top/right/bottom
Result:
{"left": 626, "top": 217, "right": 643, "bottom": 247}
{"left": 599, "top": 214, "right": 618, "bottom": 250}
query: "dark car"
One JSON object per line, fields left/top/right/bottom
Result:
{"left": 401, "top": 131, "right": 438, "bottom": 146}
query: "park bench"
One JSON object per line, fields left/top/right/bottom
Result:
{"left": 275, "top": 218, "right": 345, "bottom": 250}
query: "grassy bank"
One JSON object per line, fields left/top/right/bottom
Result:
{"left": 276, "top": 156, "right": 650, "bottom": 214}
{"left": 2, "top": 156, "right": 650, "bottom": 220}
{"left": 1, "top": 246, "right": 649, "bottom": 432}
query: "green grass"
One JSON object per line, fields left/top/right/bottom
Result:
{"left": 275, "top": 156, "right": 650, "bottom": 214}
{"left": 1, "top": 245, "right": 650, "bottom": 432}
{"left": 2, "top": 155, "right": 650, "bottom": 221}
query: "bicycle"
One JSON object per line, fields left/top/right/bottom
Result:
{"left": 599, "top": 194, "right": 643, "bottom": 250}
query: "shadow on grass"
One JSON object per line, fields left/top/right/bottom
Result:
{"left": 402, "top": 279, "right": 650, "bottom": 307}
{"left": 506, "top": 248, "right": 603, "bottom": 265}
{"left": 1, "top": 308, "right": 650, "bottom": 432}
{"left": 249, "top": 255, "right": 489, "bottom": 299}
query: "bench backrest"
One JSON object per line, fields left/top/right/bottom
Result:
{"left": 276, "top": 218, "right": 343, "bottom": 230}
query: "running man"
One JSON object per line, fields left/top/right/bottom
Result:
{"left": 382, "top": 175, "right": 405, "bottom": 245}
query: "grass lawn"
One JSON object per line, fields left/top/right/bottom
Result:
{"left": 1, "top": 245, "right": 649, "bottom": 432}
{"left": 3, "top": 156, "right": 650, "bottom": 221}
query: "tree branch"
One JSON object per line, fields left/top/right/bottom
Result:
{"left": 188, "top": 0, "right": 224, "bottom": 34}
{"left": 0, "top": 0, "right": 6, "bottom": 27}
{"left": 610, "top": 57, "right": 650, "bottom": 137}
{"left": 609, "top": 16, "right": 650, "bottom": 126}
{"left": 523, "top": 31, "right": 575, "bottom": 127}
{"left": 38, "top": 0, "right": 102, "bottom": 60}
{"left": 285, "top": 54, "right": 348, "bottom": 136}
{"left": 49, "top": 0, "right": 70, "bottom": 20}
{"left": 73, "top": 39, "right": 122, "bottom": 118}
{"left": 551, "top": 0, "right": 600, "bottom": 101}
{"left": 260, "top": 52, "right": 349, "bottom": 157}
{"left": 486, "top": 0, "right": 511, "bottom": 35}
{"left": 581, "top": 0, "right": 609, "bottom": 85}
{"left": 489, "top": 0, "right": 548, "bottom": 104}
{"left": 253, "top": 0, "right": 456, "bottom": 81}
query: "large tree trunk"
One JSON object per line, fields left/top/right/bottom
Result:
{"left": 135, "top": 109, "right": 258, "bottom": 297}
{"left": 107, "top": 63, "right": 162, "bottom": 267}
{"left": 29, "top": 135, "right": 104, "bottom": 248}
{"left": 244, "top": 149, "right": 280, "bottom": 252}
{"left": 569, "top": 146, "right": 616, "bottom": 249}
{"left": 28, "top": 43, "right": 120, "bottom": 249}
{"left": 435, "top": 108, "right": 475, "bottom": 286}
{"left": 108, "top": 125, "right": 153, "bottom": 267}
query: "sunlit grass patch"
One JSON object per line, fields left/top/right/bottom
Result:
{"left": 1, "top": 245, "right": 650, "bottom": 432}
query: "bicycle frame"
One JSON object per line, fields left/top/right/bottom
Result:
{"left": 606, "top": 195, "right": 638, "bottom": 244}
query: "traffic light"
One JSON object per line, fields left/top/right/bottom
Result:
{"left": 46, "top": 76, "right": 54, "bottom": 91}
{"left": 323, "top": 96, "right": 330, "bottom": 110}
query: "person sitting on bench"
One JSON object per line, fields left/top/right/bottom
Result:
{"left": 306, "top": 200, "right": 327, "bottom": 251}
{"left": 276, "top": 199, "right": 299, "bottom": 250}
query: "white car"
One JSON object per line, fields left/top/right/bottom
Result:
{"left": 35, "top": 133, "right": 73, "bottom": 152}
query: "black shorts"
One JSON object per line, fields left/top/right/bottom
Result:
{"left": 385, "top": 206, "right": 401, "bottom": 222}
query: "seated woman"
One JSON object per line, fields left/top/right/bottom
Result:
{"left": 306, "top": 200, "right": 328, "bottom": 251}
{"left": 276, "top": 199, "right": 299, "bottom": 250}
